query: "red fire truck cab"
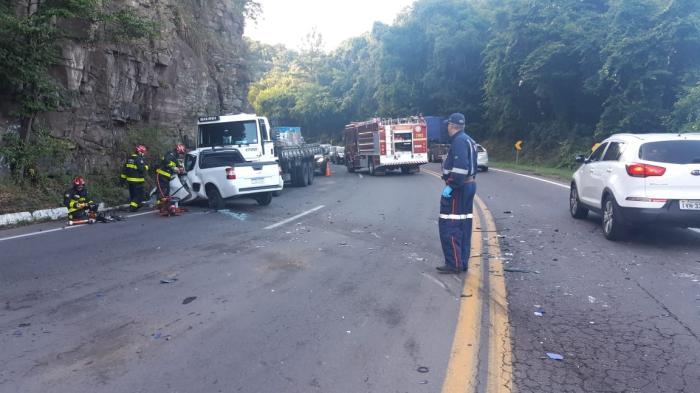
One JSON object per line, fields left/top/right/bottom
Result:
{"left": 344, "top": 117, "right": 428, "bottom": 175}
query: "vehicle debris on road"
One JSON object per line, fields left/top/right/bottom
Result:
{"left": 182, "top": 296, "right": 197, "bottom": 305}
{"left": 546, "top": 352, "right": 564, "bottom": 361}
{"left": 504, "top": 267, "right": 541, "bottom": 274}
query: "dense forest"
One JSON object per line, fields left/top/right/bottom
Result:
{"left": 247, "top": 0, "right": 700, "bottom": 164}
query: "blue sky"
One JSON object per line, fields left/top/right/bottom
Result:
{"left": 245, "top": 0, "right": 415, "bottom": 51}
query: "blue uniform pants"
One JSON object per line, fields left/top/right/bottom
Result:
{"left": 438, "top": 182, "right": 476, "bottom": 271}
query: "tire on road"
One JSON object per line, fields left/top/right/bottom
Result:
{"left": 602, "top": 193, "right": 627, "bottom": 241}
{"left": 255, "top": 192, "right": 273, "bottom": 206}
{"left": 569, "top": 184, "right": 589, "bottom": 219}
{"left": 369, "top": 159, "right": 376, "bottom": 176}
{"left": 307, "top": 161, "right": 314, "bottom": 185}
{"left": 292, "top": 164, "right": 306, "bottom": 187}
{"left": 206, "top": 185, "right": 225, "bottom": 210}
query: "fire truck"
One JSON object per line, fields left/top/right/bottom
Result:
{"left": 344, "top": 117, "right": 428, "bottom": 175}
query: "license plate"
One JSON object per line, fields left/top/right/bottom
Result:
{"left": 251, "top": 178, "right": 265, "bottom": 185}
{"left": 680, "top": 200, "right": 700, "bottom": 210}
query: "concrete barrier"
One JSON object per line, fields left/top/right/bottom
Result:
{"left": 32, "top": 207, "right": 69, "bottom": 221}
{"left": 0, "top": 212, "right": 33, "bottom": 227}
{"left": 0, "top": 203, "right": 133, "bottom": 228}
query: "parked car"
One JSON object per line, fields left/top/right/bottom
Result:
{"left": 330, "top": 146, "right": 345, "bottom": 164}
{"left": 476, "top": 144, "right": 489, "bottom": 172}
{"left": 569, "top": 133, "right": 700, "bottom": 240}
{"left": 315, "top": 144, "right": 332, "bottom": 175}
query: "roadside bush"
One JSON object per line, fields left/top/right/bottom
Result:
{"left": 0, "top": 128, "right": 71, "bottom": 185}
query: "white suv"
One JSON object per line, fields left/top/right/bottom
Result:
{"left": 477, "top": 144, "right": 489, "bottom": 172}
{"left": 569, "top": 133, "right": 700, "bottom": 240}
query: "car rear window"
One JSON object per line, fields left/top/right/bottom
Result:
{"left": 199, "top": 151, "right": 246, "bottom": 169}
{"left": 639, "top": 140, "right": 700, "bottom": 164}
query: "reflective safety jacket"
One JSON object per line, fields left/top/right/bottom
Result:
{"left": 121, "top": 154, "right": 149, "bottom": 183}
{"left": 442, "top": 130, "right": 478, "bottom": 188}
{"left": 63, "top": 187, "right": 94, "bottom": 215}
{"left": 156, "top": 151, "right": 179, "bottom": 179}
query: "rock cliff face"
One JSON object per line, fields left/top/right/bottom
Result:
{"left": 7, "top": 0, "right": 250, "bottom": 172}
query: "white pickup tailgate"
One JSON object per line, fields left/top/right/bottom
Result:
{"left": 231, "top": 161, "right": 282, "bottom": 194}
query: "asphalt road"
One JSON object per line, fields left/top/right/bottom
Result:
{"left": 1, "top": 165, "right": 464, "bottom": 393}
{"left": 1, "top": 163, "right": 699, "bottom": 393}
{"left": 478, "top": 167, "right": 700, "bottom": 393}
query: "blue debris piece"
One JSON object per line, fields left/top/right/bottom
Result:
{"left": 546, "top": 352, "right": 564, "bottom": 361}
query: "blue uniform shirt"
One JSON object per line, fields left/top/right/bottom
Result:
{"left": 442, "top": 130, "right": 478, "bottom": 187}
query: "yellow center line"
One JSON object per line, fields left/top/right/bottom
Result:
{"left": 476, "top": 196, "right": 514, "bottom": 393}
{"left": 424, "top": 168, "right": 514, "bottom": 393}
{"left": 441, "top": 212, "right": 483, "bottom": 393}
{"left": 422, "top": 168, "right": 483, "bottom": 392}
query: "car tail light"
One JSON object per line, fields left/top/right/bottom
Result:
{"left": 625, "top": 163, "right": 666, "bottom": 177}
{"left": 226, "top": 167, "right": 236, "bottom": 180}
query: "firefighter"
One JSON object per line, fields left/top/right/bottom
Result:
{"left": 155, "top": 143, "right": 186, "bottom": 210}
{"left": 121, "top": 144, "right": 149, "bottom": 212}
{"left": 63, "top": 176, "right": 98, "bottom": 221}
{"left": 436, "top": 113, "right": 478, "bottom": 274}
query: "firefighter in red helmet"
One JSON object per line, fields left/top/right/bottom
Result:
{"left": 155, "top": 143, "right": 186, "bottom": 212}
{"left": 121, "top": 144, "right": 150, "bottom": 212}
{"left": 63, "top": 176, "right": 98, "bottom": 221}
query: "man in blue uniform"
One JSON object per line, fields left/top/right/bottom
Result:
{"left": 437, "top": 113, "right": 478, "bottom": 274}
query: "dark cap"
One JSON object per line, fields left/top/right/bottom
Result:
{"left": 445, "top": 113, "right": 466, "bottom": 126}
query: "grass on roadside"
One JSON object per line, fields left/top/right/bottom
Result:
{"left": 489, "top": 160, "right": 575, "bottom": 182}
{"left": 0, "top": 176, "right": 129, "bottom": 215}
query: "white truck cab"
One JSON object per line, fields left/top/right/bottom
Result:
{"left": 197, "top": 114, "right": 276, "bottom": 161}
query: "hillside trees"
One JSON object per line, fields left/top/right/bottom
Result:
{"left": 247, "top": 0, "right": 700, "bottom": 161}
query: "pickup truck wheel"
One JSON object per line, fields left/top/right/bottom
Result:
{"left": 206, "top": 186, "right": 225, "bottom": 210}
{"left": 256, "top": 192, "right": 273, "bottom": 206}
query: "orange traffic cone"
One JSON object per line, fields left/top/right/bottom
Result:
{"left": 325, "top": 162, "right": 332, "bottom": 177}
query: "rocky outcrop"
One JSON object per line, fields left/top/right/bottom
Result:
{"left": 3, "top": 0, "right": 250, "bottom": 172}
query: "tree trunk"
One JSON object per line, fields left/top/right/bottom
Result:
{"left": 19, "top": 115, "right": 33, "bottom": 142}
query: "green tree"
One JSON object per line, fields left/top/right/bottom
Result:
{"left": 0, "top": 0, "right": 157, "bottom": 143}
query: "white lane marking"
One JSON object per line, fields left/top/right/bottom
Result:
{"left": 420, "top": 272, "right": 448, "bottom": 290}
{"left": 126, "top": 211, "right": 157, "bottom": 218}
{"left": 264, "top": 205, "right": 325, "bottom": 230}
{"left": 0, "top": 225, "right": 80, "bottom": 243}
{"left": 0, "top": 210, "right": 157, "bottom": 243}
{"left": 490, "top": 168, "right": 570, "bottom": 190}
{"left": 691, "top": 228, "right": 700, "bottom": 234}
{"left": 358, "top": 174, "right": 364, "bottom": 179}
